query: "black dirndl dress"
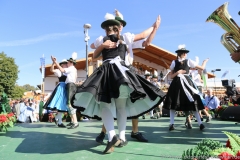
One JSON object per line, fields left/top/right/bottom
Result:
{"left": 73, "top": 34, "right": 165, "bottom": 119}
{"left": 43, "top": 74, "right": 68, "bottom": 112}
{"left": 163, "top": 59, "right": 204, "bottom": 111}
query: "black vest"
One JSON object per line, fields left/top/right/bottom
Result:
{"left": 102, "top": 34, "right": 127, "bottom": 61}
{"left": 173, "top": 59, "right": 190, "bottom": 74}
{"left": 58, "top": 74, "right": 67, "bottom": 82}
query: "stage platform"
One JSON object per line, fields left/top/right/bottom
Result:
{"left": 0, "top": 117, "right": 239, "bottom": 160}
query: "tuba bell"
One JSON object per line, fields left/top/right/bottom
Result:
{"left": 206, "top": 2, "right": 240, "bottom": 62}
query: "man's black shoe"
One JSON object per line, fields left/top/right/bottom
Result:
{"left": 54, "top": 118, "right": 58, "bottom": 126}
{"left": 169, "top": 124, "right": 175, "bottom": 131}
{"left": 67, "top": 123, "right": 79, "bottom": 129}
{"left": 200, "top": 124, "right": 205, "bottom": 130}
{"left": 58, "top": 123, "right": 66, "bottom": 128}
{"left": 66, "top": 122, "right": 73, "bottom": 126}
{"left": 131, "top": 132, "right": 148, "bottom": 142}
{"left": 116, "top": 139, "right": 128, "bottom": 147}
{"left": 150, "top": 116, "right": 157, "bottom": 119}
{"left": 96, "top": 131, "right": 105, "bottom": 144}
{"left": 206, "top": 116, "right": 211, "bottom": 122}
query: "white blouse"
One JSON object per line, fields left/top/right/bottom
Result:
{"left": 169, "top": 59, "right": 198, "bottom": 72}
{"left": 54, "top": 69, "right": 67, "bottom": 78}
{"left": 93, "top": 33, "right": 143, "bottom": 65}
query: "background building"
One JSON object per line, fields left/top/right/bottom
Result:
{"left": 42, "top": 44, "right": 218, "bottom": 96}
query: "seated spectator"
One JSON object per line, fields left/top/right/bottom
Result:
{"left": 17, "top": 101, "right": 35, "bottom": 123}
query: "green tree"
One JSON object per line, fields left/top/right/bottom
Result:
{"left": 22, "top": 84, "right": 37, "bottom": 91}
{"left": 0, "top": 52, "right": 19, "bottom": 98}
{"left": 11, "top": 85, "right": 25, "bottom": 99}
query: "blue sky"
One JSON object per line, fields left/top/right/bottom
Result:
{"left": 0, "top": 0, "right": 240, "bottom": 87}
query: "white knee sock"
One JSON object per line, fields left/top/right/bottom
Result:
{"left": 57, "top": 113, "right": 62, "bottom": 125}
{"left": 115, "top": 98, "right": 127, "bottom": 142}
{"left": 100, "top": 102, "right": 115, "bottom": 142}
{"left": 150, "top": 110, "right": 154, "bottom": 117}
{"left": 170, "top": 110, "right": 175, "bottom": 124}
{"left": 193, "top": 111, "right": 202, "bottom": 126}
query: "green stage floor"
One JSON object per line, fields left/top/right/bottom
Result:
{"left": 0, "top": 116, "right": 239, "bottom": 160}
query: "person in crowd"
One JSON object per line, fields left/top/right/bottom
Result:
{"left": 39, "top": 98, "right": 44, "bottom": 122}
{"left": 190, "top": 69, "right": 212, "bottom": 123}
{"left": 14, "top": 99, "right": 20, "bottom": 118}
{"left": 151, "top": 72, "right": 162, "bottom": 119}
{"left": 34, "top": 100, "right": 40, "bottom": 122}
{"left": 18, "top": 99, "right": 34, "bottom": 123}
{"left": 205, "top": 88, "right": 220, "bottom": 119}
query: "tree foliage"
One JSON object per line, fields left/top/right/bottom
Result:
{"left": 21, "top": 84, "right": 37, "bottom": 91}
{"left": 11, "top": 85, "right": 25, "bottom": 99}
{"left": 0, "top": 52, "right": 19, "bottom": 98}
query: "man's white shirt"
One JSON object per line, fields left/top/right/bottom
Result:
{"left": 64, "top": 66, "right": 77, "bottom": 83}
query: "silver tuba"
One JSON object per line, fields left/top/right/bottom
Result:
{"left": 206, "top": 2, "right": 240, "bottom": 62}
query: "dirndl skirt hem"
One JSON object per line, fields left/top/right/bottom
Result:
{"left": 163, "top": 75, "right": 204, "bottom": 111}
{"left": 43, "top": 82, "right": 68, "bottom": 112}
{"left": 73, "top": 62, "right": 165, "bottom": 119}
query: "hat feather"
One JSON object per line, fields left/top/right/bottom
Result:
{"left": 72, "top": 52, "right": 77, "bottom": 60}
{"left": 145, "top": 70, "right": 150, "bottom": 75}
{"left": 104, "top": 13, "right": 115, "bottom": 20}
{"left": 115, "top": 9, "right": 124, "bottom": 19}
{"left": 195, "top": 56, "right": 199, "bottom": 65}
{"left": 178, "top": 44, "right": 186, "bottom": 49}
{"left": 153, "top": 70, "right": 158, "bottom": 76}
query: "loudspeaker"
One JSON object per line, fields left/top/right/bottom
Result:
{"left": 162, "top": 108, "right": 170, "bottom": 117}
{"left": 221, "top": 106, "right": 240, "bottom": 121}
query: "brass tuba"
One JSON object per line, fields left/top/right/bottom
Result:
{"left": 206, "top": 2, "right": 240, "bottom": 61}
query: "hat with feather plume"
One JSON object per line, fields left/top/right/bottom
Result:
{"left": 114, "top": 9, "right": 127, "bottom": 27}
{"left": 144, "top": 70, "right": 151, "bottom": 77}
{"left": 59, "top": 59, "right": 68, "bottom": 65}
{"left": 101, "top": 13, "right": 121, "bottom": 29}
{"left": 67, "top": 52, "right": 77, "bottom": 64}
{"left": 175, "top": 44, "right": 189, "bottom": 53}
{"left": 152, "top": 70, "right": 158, "bottom": 78}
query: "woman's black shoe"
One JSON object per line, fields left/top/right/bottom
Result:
{"left": 131, "top": 132, "right": 148, "bottom": 142}
{"left": 95, "top": 131, "right": 105, "bottom": 144}
{"left": 103, "top": 135, "right": 120, "bottom": 154}
{"left": 58, "top": 123, "right": 66, "bottom": 128}
{"left": 185, "top": 118, "right": 192, "bottom": 129}
{"left": 169, "top": 124, "right": 175, "bottom": 131}
{"left": 200, "top": 124, "right": 205, "bottom": 130}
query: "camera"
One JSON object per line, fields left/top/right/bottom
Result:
{"left": 221, "top": 79, "right": 239, "bottom": 97}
